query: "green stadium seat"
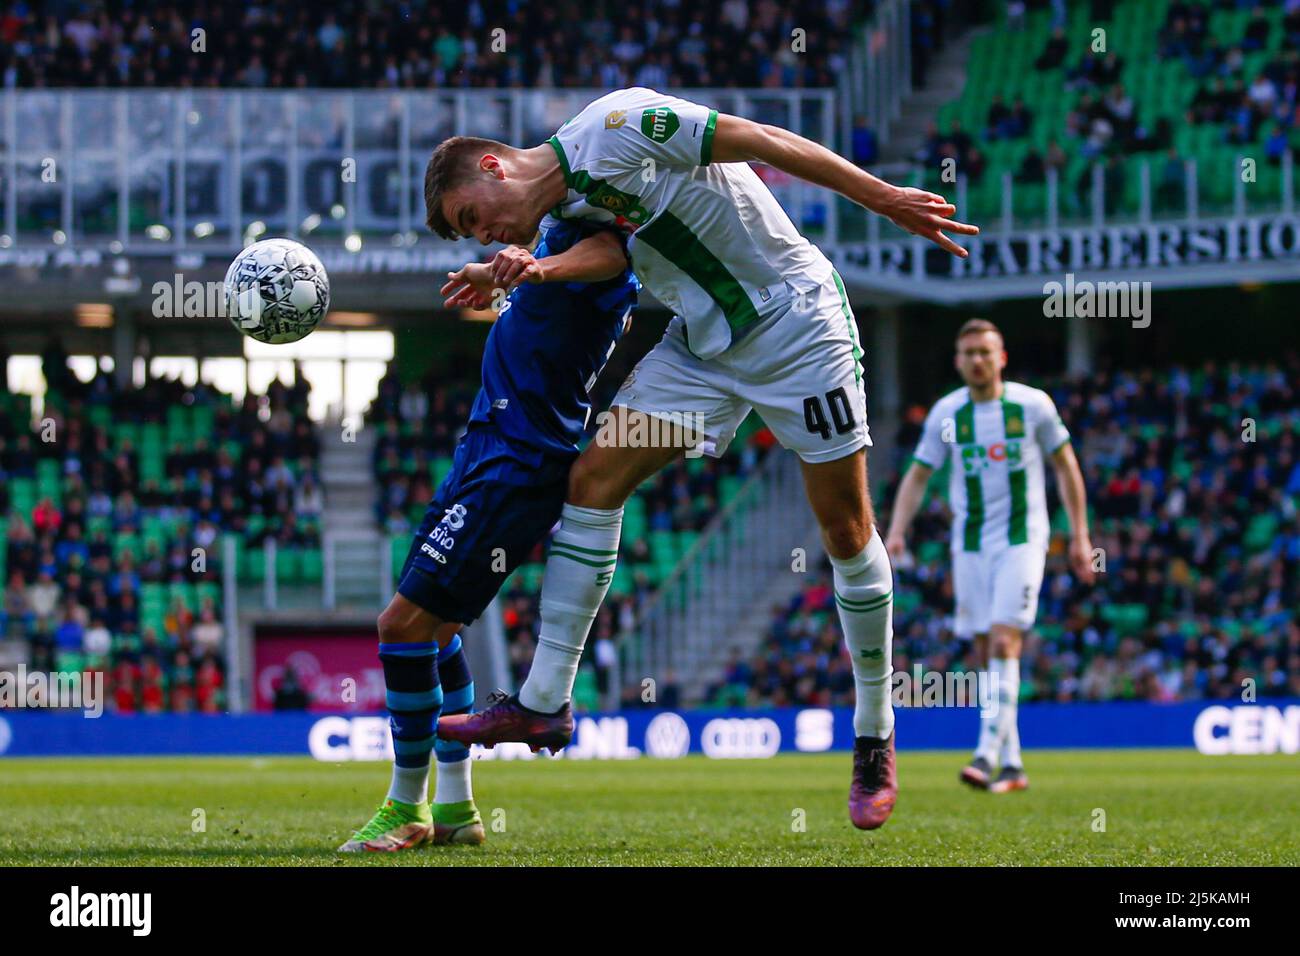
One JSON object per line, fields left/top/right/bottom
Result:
{"left": 242, "top": 546, "right": 266, "bottom": 583}
{"left": 649, "top": 530, "right": 676, "bottom": 563}
{"left": 917, "top": 539, "right": 947, "bottom": 564}
{"left": 391, "top": 535, "right": 411, "bottom": 575}
{"left": 572, "top": 666, "right": 600, "bottom": 712}
{"left": 168, "top": 581, "right": 196, "bottom": 612}
{"left": 1244, "top": 514, "right": 1279, "bottom": 553}
{"left": 1101, "top": 603, "right": 1149, "bottom": 635}
{"left": 275, "top": 548, "right": 302, "bottom": 585}
{"left": 610, "top": 562, "right": 634, "bottom": 597}
{"left": 675, "top": 530, "right": 700, "bottom": 559}
{"left": 519, "top": 562, "right": 546, "bottom": 594}
{"left": 300, "top": 547, "right": 324, "bottom": 583}
{"left": 114, "top": 533, "right": 139, "bottom": 559}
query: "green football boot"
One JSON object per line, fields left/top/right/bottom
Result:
{"left": 429, "top": 799, "right": 485, "bottom": 846}
{"left": 338, "top": 798, "right": 433, "bottom": 853}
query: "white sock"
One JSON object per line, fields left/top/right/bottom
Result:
{"left": 974, "top": 663, "right": 1000, "bottom": 763}
{"left": 388, "top": 763, "right": 430, "bottom": 805}
{"left": 976, "top": 657, "right": 1019, "bottom": 765}
{"left": 433, "top": 758, "right": 473, "bottom": 805}
{"left": 519, "top": 503, "right": 622, "bottom": 713}
{"left": 830, "top": 528, "right": 895, "bottom": 739}
{"left": 997, "top": 658, "right": 1022, "bottom": 768}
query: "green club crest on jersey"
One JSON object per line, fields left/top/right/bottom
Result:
{"left": 572, "top": 170, "right": 651, "bottom": 225}
{"left": 640, "top": 106, "right": 680, "bottom": 143}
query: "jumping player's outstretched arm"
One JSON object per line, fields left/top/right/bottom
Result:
{"left": 709, "top": 114, "right": 979, "bottom": 257}
{"left": 441, "top": 230, "right": 628, "bottom": 309}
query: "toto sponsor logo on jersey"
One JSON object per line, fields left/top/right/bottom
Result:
{"left": 644, "top": 712, "right": 691, "bottom": 758}
{"left": 640, "top": 106, "right": 680, "bottom": 143}
{"left": 700, "top": 717, "right": 781, "bottom": 759}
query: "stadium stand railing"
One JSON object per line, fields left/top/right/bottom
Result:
{"left": 619, "top": 445, "right": 817, "bottom": 704}
{"left": 0, "top": 87, "right": 840, "bottom": 254}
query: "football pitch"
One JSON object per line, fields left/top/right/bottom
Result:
{"left": 1, "top": 750, "right": 1295, "bottom": 867}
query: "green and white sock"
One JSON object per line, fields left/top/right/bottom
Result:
{"left": 974, "top": 662, "right": 1001, "bottom": 764}
{"left": 976, "top": 657, "right": 1019, "bottom": 765}
{"left": 519, "top": 503, "right": 622, "bottom": 714}
{"left": 997, "top": 657, "right": 1022, "bottom": 768}
{"left": 831, "top": 529, "right": 895, "bottom": 740}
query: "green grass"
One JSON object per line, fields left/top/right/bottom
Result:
{"left": 0, "top": 750, "right": 1295, "bottom": 866}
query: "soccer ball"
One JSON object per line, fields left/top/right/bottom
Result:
{"left": 224, "top": 238, "right": 330, "bottom": 344}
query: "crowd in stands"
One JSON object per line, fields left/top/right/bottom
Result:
{"left": 917, "top": 0, "right": 1300, "bottom": 223}
{"left": 0, "top": 341, "right": 320, "bottom": 714}
{"left": 715, "top": 358, "right": 1300, "bottom": 708}
{"left": 12, "top": 344, "right": 1297, "bottom": 715}
{"left": 1164, "top": 2, "right": 1300, "bottom": 157}
{"left": 2, "top": 0, "right": 874, "bottom": 91}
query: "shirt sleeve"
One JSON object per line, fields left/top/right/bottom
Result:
{"left": 912, "top": 401, "right": 949, "bottom": 469}
{"left": 560, "top": 87, "right": 718, "bottom": 175}
{"left": 1034, "top": 389, "right": 1071, "bottom": 455}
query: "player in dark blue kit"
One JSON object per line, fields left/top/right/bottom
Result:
{"left": 339, "top": 222, "right": 636, "bottom": 853}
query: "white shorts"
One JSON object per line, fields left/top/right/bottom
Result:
{"left": 612, "top": 271, "right": 870, "bottom": 464}
{"left": 952, "top": 542, "right": 1047, "bottom": 638}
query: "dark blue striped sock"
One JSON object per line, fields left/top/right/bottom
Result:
{"left": 435, "top": 635, "right": 474, "bottom": 767}
{"left": 379, "top": 641, "right": 442, "bottom": 804}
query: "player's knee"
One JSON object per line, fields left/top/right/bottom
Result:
{"left": 820, "top": 514, "right": 870, "bottom": 559}
{"left": 377, "top": 605, "right": 419, "bottom": 644}
{"left": 567, "top": 454, "right": 622, "bottom": 509}
{"left": 990, "top": 628, "right": 1020, "bottom": 658}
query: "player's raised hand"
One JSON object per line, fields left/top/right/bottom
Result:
{"left": 1068, "top": 534, "right": 1097, "bottom": 586}
{"left": 884, "top": 530, "right": 908, "bottom": 560}
{"left": 881, "top": 186, "right": 979, "bottom": 258}
{"left": 440, "top": 262, "right": 497, "bottom": 310}
{"left": 490, "top": 246, "right": 546, "bottom": 289}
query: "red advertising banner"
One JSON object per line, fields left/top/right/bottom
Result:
{"left": 252, "top": 626, "right": 383, "bottom": 713}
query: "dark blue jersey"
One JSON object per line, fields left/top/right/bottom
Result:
{"left": 468, "top": 222, "right": 638, "bottom": 460}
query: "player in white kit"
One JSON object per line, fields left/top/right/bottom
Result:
{"left": 885, "top": 320, "right": 1095, "bottom": 793}
{"left": 424, "top": 87, "right": 979, "bottom": 830}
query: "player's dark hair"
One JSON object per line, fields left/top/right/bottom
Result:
{"left": 423, "top": 135, "right": 509, "bottom": 240}
{"left": 955, "top": 318, "right": 1003, "bottom": 346}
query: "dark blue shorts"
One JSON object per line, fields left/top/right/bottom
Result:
{"left": 396, "top": 425, "right": 571, "bottom": 625}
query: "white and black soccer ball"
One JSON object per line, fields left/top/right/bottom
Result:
{"left": 224, "top": 238, "right": 330, "bottom": 344}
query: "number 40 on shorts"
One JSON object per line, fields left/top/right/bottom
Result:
{"left": 803, "top": 387, "right": 857, "bottom": 440}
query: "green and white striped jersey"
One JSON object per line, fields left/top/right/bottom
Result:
{"left": 543, "top": 87, "right": 834, "bottom": 360}
{"left": 912, "top": 381, "right": 1071, "bottom": 552}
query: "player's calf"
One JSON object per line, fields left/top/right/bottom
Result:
{"left": 430, "top": 635, "right": 485, "bottom": 845}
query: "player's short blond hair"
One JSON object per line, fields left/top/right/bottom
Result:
{"left": 955, "top": 318, "right": 1003, "bottom": 347}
